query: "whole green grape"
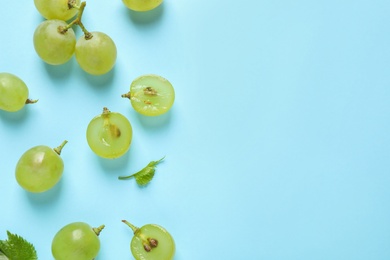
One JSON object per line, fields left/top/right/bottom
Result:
{"left": 15, "top": 141, "right": 67, "bottom": 193}
{"left": 122, "top": 0, "right": 163, "bottom": 11}
{"left": 33, "top": 19, "right": 76, "bottom": 65}
{"left": 52, "top": 222, "right": 104, "bottom": 260}
{"left": 86, "top": 107, "right": 132, "bottom": 159}
{"left": 122, "top": 220, "right": 175, "bottom": 260}
{"left": 0, "top": 73, "right": 36, "bottom": 112}
{"left": 122, "top": 74, "right": 175, "bottom": 116}
{"left": 34, "top": 0, "right": 80, "bottom": 21}
{"left": 75, "top": 32, "right": 117, "bottom": 75}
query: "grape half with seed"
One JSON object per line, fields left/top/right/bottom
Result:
{"left": 122, "top": 74, "right": 175, "bottom": 116}
{"left": 86, "top": 107, "right": 132, "bottom": 159}
{"left": 122, "top": 220, "right": 175, "bottom": 260}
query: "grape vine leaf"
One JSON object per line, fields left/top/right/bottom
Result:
{"left": 118, "top": 156, "right": 165, "bottom": 186}
{"left": 0, "top": 231, "right": 37, "bottom": 260}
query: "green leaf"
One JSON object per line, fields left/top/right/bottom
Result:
{"left": 118, "top": 156, "right": 165, "bottom": 186}
{"left": 0, "top": 231, "right": 37, "bottom": 260}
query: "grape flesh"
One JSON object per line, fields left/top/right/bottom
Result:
{"left": 86, "top": 108, "right": 132, "bottom": 159}
{"left": 122, "top": 0, "right": 163, "bottom": 11}
{"left": 75, "top": 32, "right": 117, "bottom": 75}
{"left": 0, "top": 73, "right": 29, "bottom": 112}
{"left": 125, "top": 74, "right": 175, "bottom": 116}
{"left": 130, "top": 224, "right": 175, "bottom": 260}
{"left": 52, "top": 222, "right": 101, "bottom": 260}
{"left": 15, "top": 144, "right": 65, "bottom": 193}
{"left": 34, "top": 0, "right": 80, "bottom": 21}
{"left": 33, "top": 20, "right": 76, "bottom": 65}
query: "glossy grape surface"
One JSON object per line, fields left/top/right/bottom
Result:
{"left": 33, "top": 19, "right": 76, "bottom": 65}
{"left": 122, "top": 0, "right": 163, "bottom": 11}
{"left": 86, "top": 108, "right": 132, "bottom": 159}
{"left": 34, "top": 0, "right": 80, "bottom": 21}
{"left": 127, "top": 74, "right": 175, "bottom": 116}
{"left": 51, "top": 222, "right": 101, "bottom": 260}
{"left": 75, "top": 32, "right": 117, "bottom": 75}
{"left": 15, "top": 145, "right": 64, "bottom": 193}
{"left": 0, "top": 73, "right": 29, "bottom": 112}
{"left": 131, "top": 224, "right": 175, "bottom": 260}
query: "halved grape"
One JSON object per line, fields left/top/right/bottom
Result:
{"left": 75, "top": 32, "right": 117, "bottom": 75}
{"left": 15, "top": 141, "right": 67, "bottom": 193}
{"left": 122, "top": 0, "right": 163, "bottom": 11}
{"left": 122, "top": 74, "right": 175, "bottom": 116}
{"left": 33, "top": 19, "right": 76, "bottom": 65}
{"left": 122, "top": 220, "right": 175, "bottom": 260}
{"left": 0, "top": 73, "right": 36, "bottom": 112}
{"left": 52, "top": 222, "right": 104, "bottom": 260}
{"left": 34, "top": 0, "right": 80, "bottom": 21}
{"left": 86, "top": 107, "right": 132, "bottom": 159}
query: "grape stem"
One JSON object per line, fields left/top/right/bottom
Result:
{"left": 61, "top": 1, "right": 93, "bottom": 39}
{"left": 121, "top": 92, "right": 132, "bottom": 99}
{"left": 53, "top": 140, "right": 68, "bottom": 155}
{"left": 25, "top": 99, "right": 38, "bottom": 105}
{"left": 93, "top": 225, "right": 105, "bottom": 236}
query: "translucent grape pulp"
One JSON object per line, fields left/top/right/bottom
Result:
{"left": 0, "top": 73, "right": 29, "bottom": 112}
{"left": 86, "top": 108, "right": 132, "bottom": 159}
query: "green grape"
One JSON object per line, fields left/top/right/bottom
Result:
{"left": 0, "top": 73, "right": 37, "bottom": 112}
{"left": 52, "top": 222, "right": 104, "bottom": 260}
{"left": 15, "top": 141, "right": 67, "bottom": 193}
{"left": 86, "top": 107, "right": 132, "bottom": 159}
{"left": 33, "top": 19, "right": 76, "bottom": 65}
{"left": 122, "top": 74, "right": 175, "bottom": 116}
{"left": 122, "top": 0, "right": 163, "bottom": 11}
{"left": 75, "top": 32, "right": 117, "bottom": 75}
{"left": 122, "top": 220, "right": 175, "bottom": 260}
{"left": 34, "top": 0, "right": 80, "bottom": 21}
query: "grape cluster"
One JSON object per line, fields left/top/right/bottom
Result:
{"left": 2, "top": 0, "right": 176, "bottom": 259}
{"left": 33, "top": 0, "right": 117, "bottom": 75}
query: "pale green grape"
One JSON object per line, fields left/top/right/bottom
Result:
{"left": 0, "top": 73, "right": 33, "bottom": 112}
{"left": 33, "top": 19, "right": 76, "bottom": 65}
{"left": 15, "top": 141, "right": 67, "bottom": 193}
{"left": 34, "top": 0, "right": 80, "bottom": 21}
{"left": 75, "top": 32, "right": 117, "bottom": 75}
{"left": 122, "top": 0, "right": 163, "bottom": 11}
{"left": 123, "top": 220, "right": 175, "bottom": 260}
{"left": 52, "top": 222, "right": 104, "bottom": 260}
{"left": 86, "top": 107, "right": 132, "bottom": 159}
{"left": 122, "top": 74, "right": 175, "bottom": 116}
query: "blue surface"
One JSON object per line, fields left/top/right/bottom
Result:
{"left": 1, "top": 0, "right": 390, "bottom": 259}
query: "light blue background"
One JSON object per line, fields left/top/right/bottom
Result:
{"left": 1, "top": 0, "right": 390, "bottom": 259}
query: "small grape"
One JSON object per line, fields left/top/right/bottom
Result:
{"left": 52, "top": 222, "right": 104, "bottom": 260}
{"left": 0, "top": 73, "right": 36, "bottom": 112}
{"left": 122, "top": 74, "right": 175, "bottom": 116}
{"left": 86, "top": 107, "right": 132, "bottom": 159}
{"left": 122, "top": 0, "right": 163, "bottom": 11}
{"left": 75, "top": 32, "right": 117, "bottom": 75}
{"left": 34, "top": 0, "right": 80, "bottom": 21}
{"left": 15, "top": 141, "right": 67, "bottom": 193}
{"left": 122, "top": 220, "right": 175, "bottom": 260}
{"left": 33, "top": 19, "right": 76, "bottom": 65}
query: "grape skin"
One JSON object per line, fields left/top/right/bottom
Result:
{"left": 51, "top": 222, "right": 101, "bottom": 260}
{"left": 33, "top": 20, "right": 76, "bottom": 65}
{"left": 128, "top": 74, "right": 175, "bottom": 116}
{"left": 75, "top": 32, "right": 117, "bottom": 75}
{"left": 34, "top": 0, "right": 80, "bottom": 21}
{"left": 0, "top": 73, "right": 29, "bottom": 112}
{"left": 86, "top": 108, "right": 132, "bottom": 159}
{"left": 122, "top": 0, "right": 163, "bottom": 11}
{"left": 15, "top": 145, "right": 64, "bottom": 193}
{"left": 131, "top": 224, "right": 175, "bottom": 260}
